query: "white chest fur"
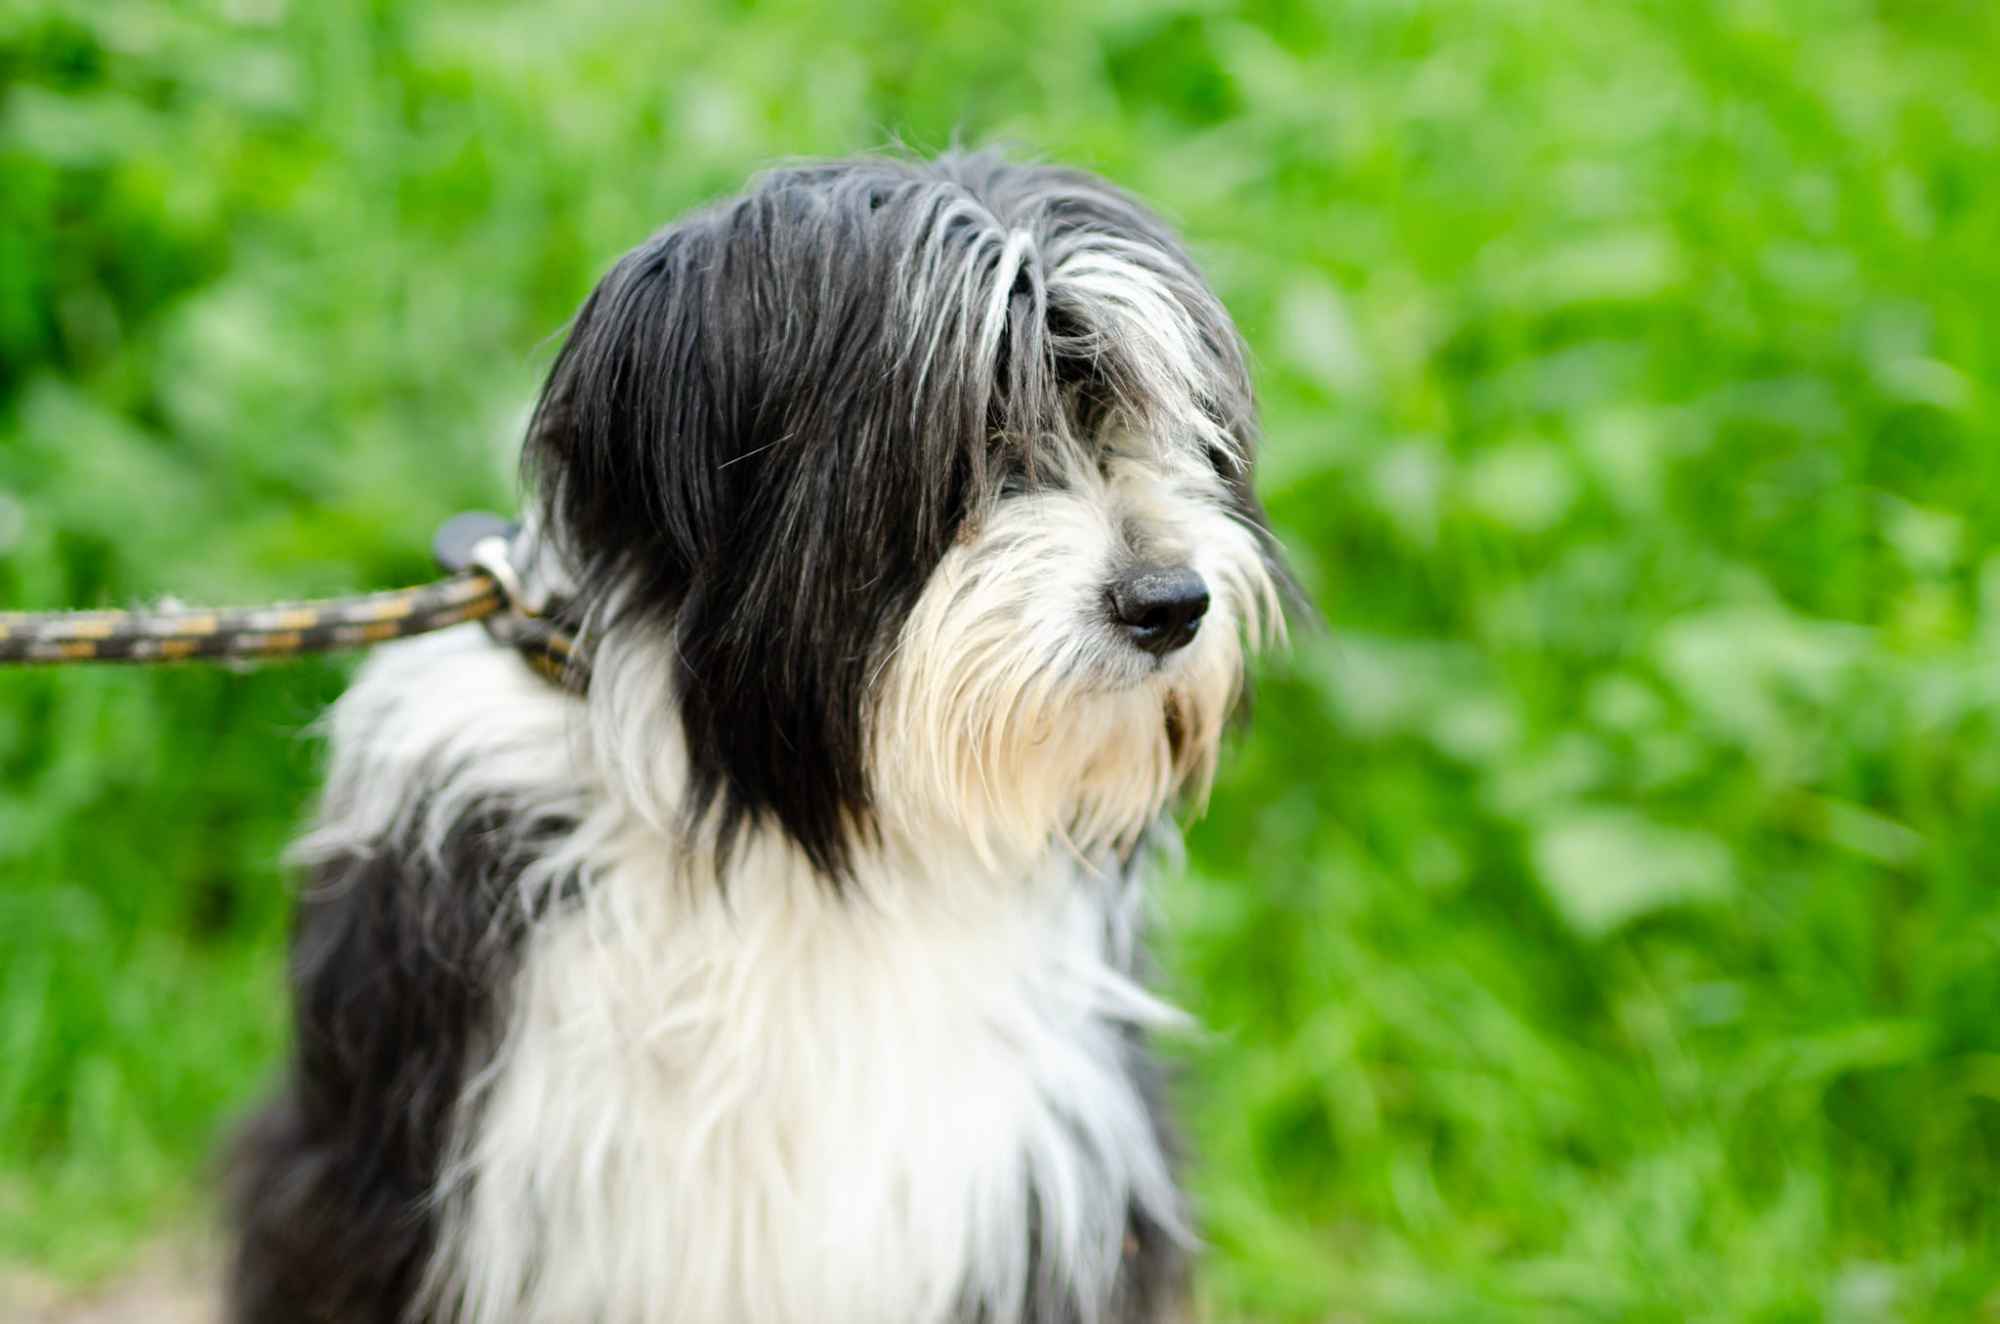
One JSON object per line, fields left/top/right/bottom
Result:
{"left": 425, "top": 827, "right": 1186, "bottom": 1324}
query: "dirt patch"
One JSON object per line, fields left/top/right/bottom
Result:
{"left": 1, "top": 1244, "right": 216, "bottom": 1324}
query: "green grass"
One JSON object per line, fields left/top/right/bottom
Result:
{"left": 4, "top": 0, "right": 2000, "bottom": 1317}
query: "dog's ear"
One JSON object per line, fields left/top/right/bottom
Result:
{"left": 520, "top": 175, "right": 1003, "bottom": 880}
{"left": 522, "top": 229, "right": 730, "bottom": 598}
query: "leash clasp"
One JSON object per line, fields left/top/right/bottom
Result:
{"left": 433, "top": 512, "right": 551, "bottom": 615}
{"left": 432, "top": 511, "right": 582, "bottom": 689}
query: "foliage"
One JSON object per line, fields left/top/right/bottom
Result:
{"left": 3, "top": 0, "right": 1999, "bottom": 1317}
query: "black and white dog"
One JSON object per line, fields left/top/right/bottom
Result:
{"left": 228, "top": 151, "right": 1290, "bottom": 1324}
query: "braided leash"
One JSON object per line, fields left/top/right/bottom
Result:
{"left": 0, "top": 513, "right": 586, "bottom": 689}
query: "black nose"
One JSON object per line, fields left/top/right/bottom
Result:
{"left": 1110, "top": 565, "right": 1210, "bottom": 657}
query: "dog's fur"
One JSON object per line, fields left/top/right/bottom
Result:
{"left": 227, "top": 151, "right": 1289, "bottom": 1324}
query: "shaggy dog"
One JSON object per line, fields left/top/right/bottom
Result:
{"left": 227, "top": 150, "right": 1290, "bottom": 1324}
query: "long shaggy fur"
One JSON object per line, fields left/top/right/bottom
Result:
{"left": 228, "top": 151, "right": 1289, "bottom": 1324}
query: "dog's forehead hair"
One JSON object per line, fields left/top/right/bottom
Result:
{"left": 729, "top": 155, "right": 1256, "bottom": 481}
{"left": 533, "top": 152, "right": 1256, "bottom": 545}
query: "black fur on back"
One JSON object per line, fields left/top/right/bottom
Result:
{"left": 225, "top": 800, "right": 572, "bottom": 1323}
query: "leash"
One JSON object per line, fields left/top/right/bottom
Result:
{"left": 0, "top": 513, "right": 586, "bottom": 689}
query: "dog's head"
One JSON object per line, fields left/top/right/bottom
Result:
{"left": 526, "top": 152, "right": 1290, "bottom": 877}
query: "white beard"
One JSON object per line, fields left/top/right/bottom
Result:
{"left": 872, "top": 444, "right": 1283, "bottom": 873}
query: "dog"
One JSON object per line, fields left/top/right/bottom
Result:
{"left": 226, "top": 150, "right": 1291, "bottom": 1324}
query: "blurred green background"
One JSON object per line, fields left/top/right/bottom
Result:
{"left": 4, "top": 0, "right": 2000, "bottom": 1318}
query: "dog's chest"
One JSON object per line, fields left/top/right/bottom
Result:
{"left": 431, "top": 848, "right": 1180, "bottom": 1324}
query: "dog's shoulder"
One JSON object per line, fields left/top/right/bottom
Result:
{"left": 226, "top": 624, "right": 583, "bottom": 1324}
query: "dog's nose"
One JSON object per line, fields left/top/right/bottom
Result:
{"left": 1110, "top": 565, "right": 1210, "bottom": 657}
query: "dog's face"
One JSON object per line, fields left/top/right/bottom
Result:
{"left": 528, "top": 154, "right": 1287, "bottom": 876}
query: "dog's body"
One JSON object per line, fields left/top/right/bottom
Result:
{"left": 228, "top": 153, "right": 1287, "bottom": 1324}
